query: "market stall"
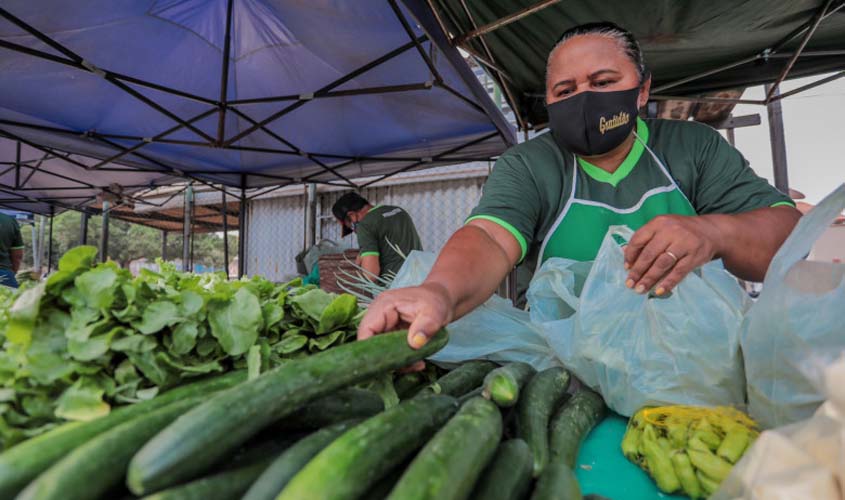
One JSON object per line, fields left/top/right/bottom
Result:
{"left": 1, "top": 1, "right": 844, "bottom": 499}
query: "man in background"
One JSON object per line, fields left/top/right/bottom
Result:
{"left": 332, "top": 192, "right": 422, "bottom": 281}
{"left": 0, "top": 212, "right": 24, "bottom": 288}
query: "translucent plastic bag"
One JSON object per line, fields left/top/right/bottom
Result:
{"left": 713, "top": 354, "right": 845, "bottom": 500}
{"left": 390, "top": 251, "right": 558, "bottom": 369}
{"left": 534, "top": 226, "right": 749, "bottom": 416}
{"left": 742, "top": 184, "right": 845, "bottom": 429}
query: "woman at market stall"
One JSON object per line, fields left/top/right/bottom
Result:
{"left": 358, "top": 22, "right": 801, "bottom": 355}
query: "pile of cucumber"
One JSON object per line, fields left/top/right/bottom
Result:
{"left": 1, "top": 330, "right": 608, "bottom": 500}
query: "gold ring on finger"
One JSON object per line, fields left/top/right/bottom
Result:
{"left": 664, "top": 250, "right": 679, "bottom": 264}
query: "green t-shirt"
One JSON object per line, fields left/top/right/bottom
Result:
{"left": 356, "top": 205, "right": 423, "bottom": 278}
{"left": 469, "top": 117, "right": 793, "bottom": 271}
{"left": 0, "top": 214, "right": 24, "bottom": 271}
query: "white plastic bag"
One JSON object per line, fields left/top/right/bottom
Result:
{"left": 390, "top": 251, "right": 558, "bottom": 369}
{"left": 743, "top": 184, "right": 845, "bottom": 429}
{"left": 534, "top": 226, "right": 749, "bottom": 416}
{"left": 713, "top": 354, "right": 845, "bottom": 500}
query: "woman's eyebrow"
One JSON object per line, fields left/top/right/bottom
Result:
{"left": 552, "top": 78, "right": 575, "bottom": 90}
{"left": 589, "top": 69, "right": 622, "bottom": 79}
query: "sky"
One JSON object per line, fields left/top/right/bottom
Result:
{"left": 727, "top": 74, "right": 845, "bottom": 205}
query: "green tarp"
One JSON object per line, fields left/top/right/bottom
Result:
{"left": 432, "top": 0, "right": 845, "bottom": 127}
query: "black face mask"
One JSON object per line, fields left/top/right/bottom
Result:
{"left": 547, "top": 87, "right": 640, "bottom": 157}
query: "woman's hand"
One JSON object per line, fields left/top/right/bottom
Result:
{"left": 355, "top": 222, "right": 520, "bottom": 372}
{"left": 358, "top": 283, "right": 454, "bottom": 372}
{"left": 358, "top": 282, "right": 455, "bottom": 370}
{"left": 623, "top": 215, "right": 722, "bottom": 295}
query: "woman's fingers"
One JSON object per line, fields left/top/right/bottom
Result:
{"left": 655, "top": 255, "right": 696, "bottom": 295}
{"left": 626, "top": 216, "right": 718, "bottom": 294}
{"left": 407, "top": 312, "right": 443, "bottom": 350}
{"left": 626, "top": 235, "right": 671, "bottom": 291}
{"left": 357, "top": 292, "right": 403, "bottom": 340}
{"left": 357, "top": 284, "right": 453, "bottom": 350}
{"left": 633, "top": 245, "right": 686, "bottom": 293}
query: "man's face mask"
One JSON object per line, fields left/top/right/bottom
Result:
{"left": 547, "top": 86, "right": 640, "bottom": 157}
{"left": 340, "top": 213, "right": 357, "bottom": 237}
{"left": 345, "top": 213, "right": 358, "bottom": 233}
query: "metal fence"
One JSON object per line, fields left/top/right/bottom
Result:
{"left": 247, "top": 165, "right": 489, "bottom": 281}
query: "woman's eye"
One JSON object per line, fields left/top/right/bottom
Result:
{"left": 557, "top": 89, "right": 573, "bottom": 97}
{"left": 594, "top": 80, "right": 612, "bottom": 88}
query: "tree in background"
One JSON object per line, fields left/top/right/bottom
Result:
{"left": 21, "top": 211, "right": 237, "bottom": 271}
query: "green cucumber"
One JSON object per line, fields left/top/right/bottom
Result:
{"left": 386, "top": 397, "right": 502, "bottom": 500}
{"left": 394, "top": 372, "right": 426, "bottom": 399}
{"left": 516, "top": 367, "right": 571, "bottom": 476}
{"left": 0, "top": 371, "right": 245, "bottom": 499}
{"left": 18, "top": 397, "right": 204, "bottom": 500}
{"left": 243, "top": 420, "right": 359, "bottom": 500}
{"left": 416, "top": 360, "right": 497, "bottom": 398}
{"left": 549, "top": 390, "right": 607, "bottom": 468}
{"left": 482, "top": 362, "right": 536, "bottom": 407}
{"left": 141, "top": 457, "right": 274, "bottom": 500}
{"left": 276, "top": 388, "right": 383, "bottom": 430}
{"left": 128, "top": 329, "right": 448, "bottom": 495}
{"left": 278, "top": 395, "right": 458, "bottom": 500}
{"left": 529, "top": 460, "right": 583, "bottom": 500}
{"left": 363, "top": 464, "right": 406, "bottom": 500}
{"left": 470, "top": 439, "right": 533, "bottom": 500}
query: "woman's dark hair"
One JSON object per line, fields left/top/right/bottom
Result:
{"left": 546, "top": 21, "right": 647, "bottom": 84}
{"left": 332, "top": 192, "right": 369, "bottom": 221}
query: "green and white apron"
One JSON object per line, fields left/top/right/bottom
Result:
{"left": 537, "top": 133, "right": 696, "bottom": 269}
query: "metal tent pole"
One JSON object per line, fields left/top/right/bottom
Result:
{"left": 36, "top": 215, "right": 45, "bottom": 270}
{"left": 47, "top": 208, "right": 54, "bottom": 271}
{"left": 100, "top": 201, "right": 110, "bottom": 263}
{"left": 305, "top": 184, "right": 317, "bottom": 250}
{"left": 161, "top": 230, "right": 168, "bottom": 261}
{"left": 238, "top": 182, "right": 246, "bottom": 278}
{"left": 222, "top": 188, "right": 230, "bottom": 279}
{"left": 765, "top": 84, "right": 790, "bottom": 193}
{"left": 80, "top": 212, "right": 89, "bottom": 245}
{"left": 726, "top": 115, "right": 737, "bottom": 147}
{"left": 182, "top": 185, "right": 193, "bottom": 272}
{"left": 456, "top": 0, "right": 563, "bottom": 44}
{"left": 30, "top": 222, "right": 37, "bottom": 269}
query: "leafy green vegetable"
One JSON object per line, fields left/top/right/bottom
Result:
{"left": 54, "top": 378, "right": 110, "bottom": 421}
{"left": 171, "top": 322, "right": 199, "bottom": 355}
{"left": 57, "top": 245, "right": 98, "bottom": 272}
{"left": 247, "top": 346, "right": 261, "bottom": 380}
{"left": 134, "top": 301, "right": 181, "bottom": 335}
{"left": 208, "top": 288, "right": 262, "bottom": 356}
{"left": 74, "top": 267, "right": 119, "bottom": 311}
{"left": 0, "top": 247, "right": 362, "bottom": 449}
{"left": 317, "top": 294, "right": 357, "bottom": 334}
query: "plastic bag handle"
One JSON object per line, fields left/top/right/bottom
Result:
{"left": 766, "top": 184, "right": 845, "bottom": 282}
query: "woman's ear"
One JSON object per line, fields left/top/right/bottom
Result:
{"left": 638, "top": 73, "right": 652, "bottom": 109}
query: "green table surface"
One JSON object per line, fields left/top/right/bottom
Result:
{"left": 575, "top": 413, "right": 688, "bottom": 500}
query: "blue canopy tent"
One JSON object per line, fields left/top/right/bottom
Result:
{"left": 0, "top": 0, "right": 514, "bottom": 273}
{"left": 0, "top": 136, "right": 178, "bottom": 214}
{"left": 0, "top": 0, "right": 514, "bottom": 200}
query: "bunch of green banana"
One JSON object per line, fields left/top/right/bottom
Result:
{"left": 621, "top": 406, "right": 758, "bottom": 498}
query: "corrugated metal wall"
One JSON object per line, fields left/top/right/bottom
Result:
{"left": 246, "top": 193, "right": 305, "bottom": 281}
{"left": 247, "top": 173, "right": 487, "bottom": 281}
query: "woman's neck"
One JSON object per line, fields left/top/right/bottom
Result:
{"left": 581, "top": 132, "right": 636, "bottom": 173}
